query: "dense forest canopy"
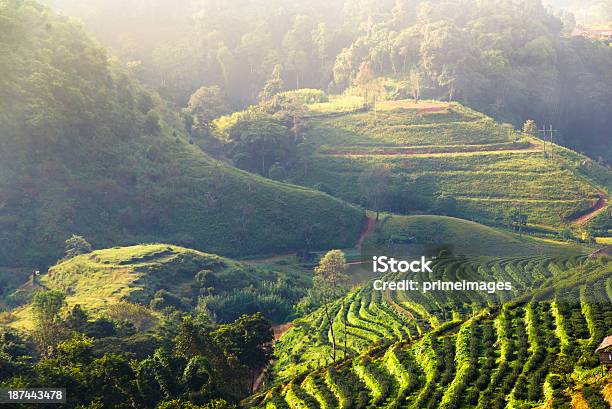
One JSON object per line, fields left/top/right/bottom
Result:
{"left": 44, "top": 0, "right": 612, "bottom": 161}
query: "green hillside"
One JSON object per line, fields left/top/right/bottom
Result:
{"left": 363, "top": 214, "right": 587, "bottom": 258}
{"left": 291, "top": 98, "right": 610, "bottom": 230}
{"left": 6, "top": 244, "right": 309, "bottom": 328}
{"left": 250, "top": 259, "right": 612, "bottom": 409}
{"left": 271, "top": 252, "right": 587, "bottom": 380}
{"left": 0, "top": 1, "right": 364, "bottom": 266}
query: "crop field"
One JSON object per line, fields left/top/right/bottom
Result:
{"left": 271, "top": 253, "right": 588, "bottom": 380}
{"left": 293, "top": 101, "right": 608, "bottom": 229}
{"left": 307, "top": 103, "right": 512, "bottom": 147}
{"left": 249, "top": 259, "right": 612, "bottom": 409}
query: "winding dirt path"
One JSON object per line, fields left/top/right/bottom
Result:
{"left": 253, "top": 322, "right": 294, "bottom": 392}
{"left": 572, "top": 194, "right": 608, "bottom": 226}
{"left": 357, "top": 216, "right": 377, "bottom": 248}
{"left": 272, "top": 322, "right": 293, "bottom": 340}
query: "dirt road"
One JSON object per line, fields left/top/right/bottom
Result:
{"left": 572, "top": 194, "right": 608, "bottom": 226}
{"left": 357, "top": 216, "right": 377, "bottom": 248}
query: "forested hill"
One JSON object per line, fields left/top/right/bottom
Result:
{"left": 0, "top": 1, "right": 364, "bottom": 266}
{"left": 44, "top": 0, "right": 612, "bottom": 161}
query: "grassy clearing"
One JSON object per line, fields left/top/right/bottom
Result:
{"left": 319, "top": 140, "right": 533, "bottom": 155}
{"left": 298, "top": 151, "right": 598, "bottom": 226}
{"left": 307, "top": 115, "right": 514, "bottom": 147}
{"left": 307, "top": 95, "right": 364, "bottom": 115}
{"left": 364, "top": 215, "right": 587, "bottom": 257}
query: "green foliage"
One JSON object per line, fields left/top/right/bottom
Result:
{"left": 364, "top": 215, "right": 585, "bottom": 257}
{"left": 157, "top": 399, "right": 235, "bottom": 409}
{"left": 251, "top": 259, "right": 612, "bottom": 409}
{"left": 0, "top": 1, "right": 364, "bottom": 266}
{"left": 522, "top": 120, "right": 538, "bottom": 137}
{"left": 30, "top": 290, "right": 68, "bottom": 354}
{"left": 184, "top": 86, "right": 230, "bottom": 137}
{"left": 0, "top": 311, "right": 269, "bottom": 408}
{"left": 288, "top": 101, "right": 607, "bottom": 228}
{"left": 3, "top": 3, "right": 612, "bottom": 409}
{"left": 0, "top": 268, "right": 32, "bottom": 309}
{"left": 220, "top": 110, "right": 294, "bottom": 176}
{"left": 271, "top": 249, "right": 591, "bottom": 380}
{"left": 64, "top": 235, "right": 93, "bottom": 259}
{"left": 18, "top": 244, "right": 308, "bottom": 326}
{"left": 358, "top": 164, "right": 392, "bottom": 219}
{"left": 31, "top": 290, "right": 66, "bottom": 324}
{"left": 278, "top": 89, "right": 328, "bottom": 105}
{"left": 144, "top": 110, "right": 162, "bottom": 135}
{"left": 211, "top": 313, "right": 273, "bottom": 391}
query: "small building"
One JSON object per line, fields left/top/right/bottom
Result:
{"left": 571, "top": 27, "right": 612, "bottom": 44}
{"left": 588, "top": 29, "right": 612, "bottom": 43}
{"left": 596, "top": 335, "right": 612, "bottom": 365}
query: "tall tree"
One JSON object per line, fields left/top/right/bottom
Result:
{"left": 359, "top": 165, "right": 392, "bottom": 220}
{"left": 219, "top": 110, "right": 294, "bottom": 176}
{"left": 311, "top": 250, "right": 349, "bottom": 362}
{"left": 64, "top": 235, "right": 92, "bottom": 259}
{"left": 31, "top": 291, "right": 67, "bottom": 356}
{"left": 258, "top": 65, "right": 284, "bottom": 103}
{"left": 354, "top": 62, "right": 376, "bottom": 109}
{"left": 212, "top": 313, "right": 273, "bottom": 392}
{"left": 409, "top": 67, "right": 423, "bottom": 103}
{"left": 522, "top": 119, "right": 538, "bottom": 137}
{"left": 185, "top": 86, "right": 230, "bottom": 138}
{"left": 283, "top": 15, "right": 315, "bottom": 89}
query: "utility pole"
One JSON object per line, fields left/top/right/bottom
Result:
{"left": 538, "top": 125, "right": 559, "bottom": 160}
{"left": 548, "top": 124, "right": 558, "bottom": 160}
{"left": 538, "top": 126, "right": 547, "bottom": 158}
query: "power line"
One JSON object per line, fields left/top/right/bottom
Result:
{"left": 538, "top": 124, "right": 559, "bottom": 159}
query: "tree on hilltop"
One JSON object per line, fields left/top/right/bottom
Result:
{"left": 522, "top": 119, "right": 538, "bottom": 136}
{"left": 64, "top": 235, "right": 92, "bottom": 259}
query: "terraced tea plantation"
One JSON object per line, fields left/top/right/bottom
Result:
{"left": 249, "top": 259, "right": 612, "bottom": 409}
{"left": 295, "top": 100, "right": 609, "bottom": 228}
{"left": 272, "top": 254, "right": 586, "bottom": 379}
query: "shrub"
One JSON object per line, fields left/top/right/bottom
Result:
{"left": 64, "top": 235, "right": 92, "bottom": 259}
{"left": 281, "top": 89, "right": 328, "bottom": 104}
{"left": 104, "top": 302, "right": 157, "bottom": 331}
